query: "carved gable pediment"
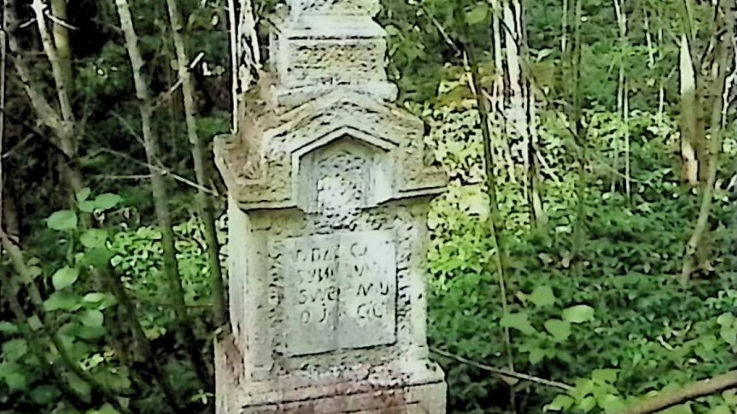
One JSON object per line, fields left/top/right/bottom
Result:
{"left": 215, "top": 90, "right": 446, "bottom": 211}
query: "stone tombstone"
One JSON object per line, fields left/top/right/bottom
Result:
{"left": 213, "top": 0, "right": 448, "bottom": 412}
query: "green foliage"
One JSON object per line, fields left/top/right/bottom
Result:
{"left": 424, "top": 78, "right": 737, "bottom": 412}
{"left": 3, "top": 0, "right": 737, "bottom": 413}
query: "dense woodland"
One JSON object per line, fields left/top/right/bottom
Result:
{"left": 1, "top": 0, "right": 737, "bottom": 413}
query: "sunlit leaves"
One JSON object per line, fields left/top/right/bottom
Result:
{"left": 52, "top": 267, "right": 80, "bottom": 290}
{"left": 563, "top": 305, "right": 596, "bottom": 323}
{"left": 80, "top": 310, "right": 104, "bottom": 328}
{"left": 544, "top": 319, "right": 571, "bottom": 342}
{"left": 80, "top": 230, "right": 109, "bottom": 249}
{"left": 44, "top": 292, "right": 83, "bottom": 312}
{"left": 716, "top": 313, "right": 737, "bottom": 347}
{"left": 545, "top": 394, "right": 575, "bottom": 411}
{"left": 76, "top": 188, "right": 92, "bottom": 203}
{"left": 2, "top": 339, "right": 28, "bottom": 362}
{"left": 0, "top": 322, "right": 19, "bottom": 334}
{"left": 47, "top": 210, "right": 78, "bottom": 231}
{"left": 530, "top": 285, "right": 556, "bottom": 308}
{"left": 79, "top": 193, "right": 124, "bottom": 213}
{"left": 86, "top": 404, "right": 122, "bottom": 414}
{"left": 500, "top": 311, "right": 537, "bottom": 335}
{"left": 465, "top": 3, "right": 489, "bottom": 25}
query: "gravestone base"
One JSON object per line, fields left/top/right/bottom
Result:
{"left": 216, "top": 347, "right": 446, "bottom": 414}
{"left": 241, "top": 380, "right": 445, "bottom": 414}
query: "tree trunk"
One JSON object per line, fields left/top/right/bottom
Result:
{"left": 680, "top": 0, "right": 732, "bottom": 284}
{"left": 50, "top": 0, "right": 73, "bottom": 93}
{"left": 165, "top": 0, "right": 227, "bottom": 332}
{"left": 114, "top": 0, "right": 213, "bottom": 391}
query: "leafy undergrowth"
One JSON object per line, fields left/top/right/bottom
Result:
{"left": 3, "top": 98, "right": 737, "bottom": 414}
{"left": 424, "top": 95, "right": 737, "bottom": 413}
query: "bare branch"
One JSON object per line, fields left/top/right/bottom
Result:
{"left": 31, "top": 0, "right": 74, "bottom": 126}
{"left": 100, "top": 148, "right": 223, "bottom": 198}
{"left": 431, "top": 347, "right": 573, "bottom": 391}
{"left": 619, "top": 371, "right": 737, "bottom": 414}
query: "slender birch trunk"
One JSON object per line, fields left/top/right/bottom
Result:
{"left": 571, "top": 0, "right": 587, "bottom": 263}
{"left": 50, "top": 0, "right": 73, "bottom": 93}
{"left": 613, "top": 0, "right": 630, "bottom": 198}
{"left": 114, "top": 0, "right": 212, "bottom": 390}
{"left": 0, "top": 16, "right": 5, "bottom": 233}
{"left": 165, "top": 0, "right": 227, "bottom": 331}
{"left": 681, "top": 0, "right": 733, "bottom": 284}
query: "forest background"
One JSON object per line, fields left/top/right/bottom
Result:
{"left": 1, "top": 0, "right": 737, "bottom": 414}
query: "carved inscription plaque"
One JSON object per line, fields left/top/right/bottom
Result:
{"left": 282, "top": 230, "right": 396, "bottom": 356}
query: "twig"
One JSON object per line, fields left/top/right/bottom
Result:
{"left": 44, "top": 10, "right": 78, "bottom": 31}
{"left": 109, "top": 110, "right": 149, "bottom": 155}
{"left": 100, "top": 148, "right": 223, "bottom": 198}
{"left": 431, "top": 347, "right": 573, "bottom": 391}
{"left": 150, "top": 52, "right": 204, "bottom": 112}
{"left": 618, "top": 370, "right": 737, "bottom": 414}
{"left": 97, "top": 174, "right": 153, "bottom": 181}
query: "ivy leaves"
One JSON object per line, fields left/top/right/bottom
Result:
{"left": 52, "top": 267, "right": 80, "bottom": 291}
{"left": 499, "top": 285, "right": 597, "bottom": 364}
{"left": 47, "top": 210, "right": 78, "bottom": 231}
{"left": 0, "top": 190, "right": 129, "bottom": 412}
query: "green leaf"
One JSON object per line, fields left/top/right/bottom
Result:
{"left": 2, "top": 339, "right": 28, "bottom": 362}
{"left": 544, "top": 319, "right": 571, "bottom": 343}
{"left": 4, "top": 371, "right": 28, "bottom": 391}
{"left": 80, "top": 230, "right": 108, "bottom": 249}
{"left": 465, "top": 4, "right": 489, "bottom": 25}
{"left": 529, "top": 285, "right": 556, "bottom": 308}
{"left": 711, "top": 406, "right": 731, "bottom": 414}
{"left": 0, "top": 322, "right": 19, "bottom": 334}
{"left": 81, "top": 247, "right": 115, "bottom": 268}
{"left": 47, "top": 210, "right": 78, "bottom": 231}
{"left": 719, "top": 325, "right": 737, "bottom": 347}
{"left": 52, "top": 266, "right": 80, "bottom": 290}
{"left": 500, "top": 312, "right": 536, "bottom": 335}
{"left": 74, "top": 326, "right": 107, "bottom": 340}
{"left": 76, "top": 188, "right": 92, "bottom": 203}
{"left": 80, "top": 310, "right": 104, "bottom": 328}
{"left": 577, "top": 396, "right": 597, "bottom": 413}
{"left": 529, "top": 347, "right": 546, "bottom": 364}
{"left": 44, "top": 292, "right": 83, "bottom": 312}
{"left": 545, "top": 394, "right": 575, "bottom": 411}
{"left": 93, "top": 194, "right": 123, "bottom": 211}
{"left": 91, "top": 404, "right": 121, "bottom": 414}
{"left": 717, "top": 312, "right": 735, "bottom": 326}
{"left": 661, "top": 404, "right": 693, "bottom": 414}
{"left": 598, "top": 394, "right": 626, "bottom": 413}
{"left": 66, "top": 373, "right": 92, "bottom": 403}
{"left": 31, "top": 385, "right": 61, "bottom": 404}
{"left": 83, "top": 292, "right": 108, "bottom": 303}
{"left": 78, "top": 201, "right": 96, "bottom": 213}
{"left": 592, "top": 369, "right": 619, "bottom": 384}
{"left": 52, "top": 404, "right": 82, "bottom": 414}
{"left": 563, "top": 305, "right": 595, "bottom": 323}
{"left": 27, "top": 315, "right": 43, "bottom": 331}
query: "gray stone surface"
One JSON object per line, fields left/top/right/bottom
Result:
{"left": 214, "top": 0, "right": 448, "bottom": 412}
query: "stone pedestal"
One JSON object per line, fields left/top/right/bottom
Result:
{"left": 214, "top": 1, "right": 448, "bottom": 413}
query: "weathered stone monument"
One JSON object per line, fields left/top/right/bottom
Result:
{"left": 213, "top": 0, "right": 448, "bottom": 412}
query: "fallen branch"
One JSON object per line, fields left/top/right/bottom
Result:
{"left": 618, "top": 370, "right": 737, "bottom": 414}
{"left": 430, "top": 347, "right": 573, "bottom": 391}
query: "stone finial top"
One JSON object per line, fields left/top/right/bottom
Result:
{"left": 287, "top": 0, "right": 380, "bottom": 18}
{"left": 268, "top": 0, "right": 396, "bottom": 108}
